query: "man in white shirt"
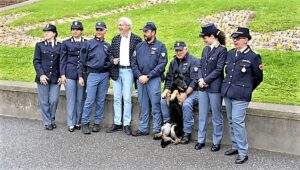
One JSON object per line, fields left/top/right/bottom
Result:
{"left": 106, "top": 17, "right": 142, "bottom": 135}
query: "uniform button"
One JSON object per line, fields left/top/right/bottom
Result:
{"left": 50, "top": 61, "right": 53, "bottom": 63}
{"left": 204, "top": 74, "right": 207, "bottom": 76}
{"left": 50, "top": 72, "right": 52, "bottom": 74}
{"left": 242, "top": 85, "right": 245, "bottom": 87}
{"left": 232, "top": 69, "right": 234, "bottom": 72}
{"left": 230, "top": 75, "right": 232, "bottom": 78}
{"left": 228, "top": 82, "right": 231, "bottom": 84}
{"left": 50, "top": 66, "right": 52, "bottom": 69}
{"left": 51, "top": 54, "right": 53, "bottom": 57}
{"left": 233, "top": 63, "right": 235, "bottom": 65}
{"left": 78, "top": 51, "right": 80, "bottom": 53}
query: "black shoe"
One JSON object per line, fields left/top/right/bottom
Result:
{"left": 180, "top": 133, "right": 191, "bottom": 144}
{"left": 194, "top": 143, "right": 205, "bottom": 150}
{"left": 68, "top": 126, "right": 75, "bottom": 132}
{"left": 225, "top": 149, "right": 238, "bottom": 156}
{"left": 235, "top": 155, "right": 248, "bottom": 164}
{"left": 153, "top": 132, "right": 162, "bottom": 140}
{"left": 106, "top": 124, "right": 123, "bottom": 133}
{"left": 75, "top": 124, "right": 81, "bottom": 130}
{"left": 45, "top": 124, "right": 53, "bottom": 130}
{"left": 82, "top": 123, "right": 91, "bottom": 134}
{"left": 123, "top": 125, "right": 132, "bottom": 135}
{"left": 92, "top": 124, "right": 101, "bottom": 132}
{"left": 52, "top": 123, "right": 57, "bottom": 129}
{"left": 211, "top": 144, "right": 221, "bottom": 152}
{"left": 132, "top": 130, "right": 149, "bottom": 137}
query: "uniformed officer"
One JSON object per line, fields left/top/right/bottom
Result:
{"left": 79, "top": 21, "right": 112, "bottom": 134}
{"left": 33, "top": 24, "right": 62, "bottom": 130}
{"left": 131, "top": 22, "right": 167, "bottom": 138}
{"left": 60, "top": 21, "right": 87, "bottom": 132}
{"left": 195, "top": 23, "right": 226, "bottom": 151}
{"left": 221, "top": 27, "right": 263, "bottom": 164}
{"left": 160, "top": 41, "right": 199, "bottom": 143}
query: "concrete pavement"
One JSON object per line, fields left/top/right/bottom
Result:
{"left": 0, "top": 116, "right": 299, "bottom": 169}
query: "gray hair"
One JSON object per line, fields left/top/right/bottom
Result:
{"left": 118, "top": 17, "right": 132, "bottom": 29}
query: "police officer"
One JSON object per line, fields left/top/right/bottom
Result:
{"left": 33, "top": 24, "right": 62, "bottom": 130}
{"left": 131, "top": 22, "right": 167, "bottom": 138}
{"left": 195, "top": 23, "right": 226, "bottom": 151}
{"left": 79, "top": 21, "right": 112, "bottom": 134}
{"left": 160, "top": 41, "right": 198, "bottom": 143}
{"left": 221, "top": 27, "right": 263, "bottom": 164}
{"left": 60, "top": 21, "right": 87, "bottom": 132}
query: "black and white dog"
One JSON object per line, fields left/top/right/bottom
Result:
{"left": 160, "top": 73, "right": 187, "bottom": 148}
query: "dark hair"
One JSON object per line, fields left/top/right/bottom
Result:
{"left": 213, "top": 30, "right": 226, "bottom": 46}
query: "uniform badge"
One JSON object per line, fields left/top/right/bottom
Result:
{"left": 161, "top": 53, "right": 166, "bottom": 57}
{"left": 241, "top": 66, "right": 246, "bottom": 73}
{"left": 259, "top": 64, "right": 264, "bottom": 70}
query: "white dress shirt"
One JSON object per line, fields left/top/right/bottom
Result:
{"left": 119, "top": 32, "right": 131, "bottom": 66}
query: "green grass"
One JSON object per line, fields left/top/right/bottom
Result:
{"left": 0, "top": 0, "right": 300, "bottom": 105}
{"left": 2, "top": 0, "right": 143, "bottom": 26}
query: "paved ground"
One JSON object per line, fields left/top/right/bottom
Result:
{"left": 0, "top": 116, "right": 299, "bottom": 169}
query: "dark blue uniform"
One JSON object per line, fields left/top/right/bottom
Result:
{"left": 196, "top": 44, "right": 226, "bottom": 147}
{"left": 80, "top": 37, "right": 112, "bottom": 125}
{"left": 131, "top": 39, "right": 167, "bottom": 79}
{"left": 161, "top": 53, "right": 199, "bottom": 124}
{"left": 164, "top": 53, "right": 198, "bottom": 90}
{"left": 79, "top": 38, "right": 111, "bottom": 76}
{"left": 221, "top": 46, "right": 263, "bottom": 102}
{"left": 222, "top": 46, "right": 263, "bottom": 158}
{"left": 33, "top": 40, "right": 61, "bottom": 128}
{"left": 131, "top": 39, "right": 168, "bottom": 133}
{"left": 198, "top": 46, "right": 227, "bottom": 92}
{"left": 33, "top": 41, "right": 61, "bottom": 84}
{"left": 60, "top": 37, "right": 87, "bottom": 80}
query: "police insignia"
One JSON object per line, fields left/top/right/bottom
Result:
{"left": 161, "top": 53, "right": 166, "bottom": 57}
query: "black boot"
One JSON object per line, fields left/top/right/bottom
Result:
{"left": 82, "top": 123, "right": 91, "bottom": 134}
{"left": 180, "top": 133, "right": 191, "bottom": 144}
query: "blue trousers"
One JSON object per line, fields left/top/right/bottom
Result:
{"left": 81, "top": 73, "right": 109, "bottom": 125}
{"left": 197, "top": 91, "right": 223, "bottom": 145}
{"left": 112, "top": 68, "right": 134, "bottom": 126}
{"left": 182, "top": 91, "right": 198, "bottom": 134}
{"left": 65, "top": 79, "right": 84, "bottom": 127}
{"left": 224, "top": 97, "right": 249, "bottom": 156}
{"left": 37, "top": 83, "right": 60, "bottom": 126}
{"left": 136, "top": 77, "right": 162, "bottom": 133}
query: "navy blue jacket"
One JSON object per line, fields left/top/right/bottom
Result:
{"left": 78, "top": 37, "right": 112, "bottom": 77}
{"left": 131, "top": 39, "right": 167, "bottom": 79}
{"left": 198, "top": 45, "right": 227, "bottom": 93}
{"left": 109, "top": 33, "right": 142, "bottom": 80}
{"left": 164, "top": 53, "right": 198, "bottom": 91}
{"left": 221, "top": 46, "right": 263, "bottom": 102}
{"left": 60, "top": 37, "right": 87, "bottom": 80}
{"left": 33, "top": 41, "right": 61, "bottom": 84}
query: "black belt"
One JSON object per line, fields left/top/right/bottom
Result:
{"left": 119, "top": 65, "right": 131, "bottom": 69}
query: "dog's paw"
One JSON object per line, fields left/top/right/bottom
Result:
{"left": 170, "top": 90, "right": 178, "bottom": 101}
{"left": 174, "top": 138, "right": 181, "bottom": 145}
